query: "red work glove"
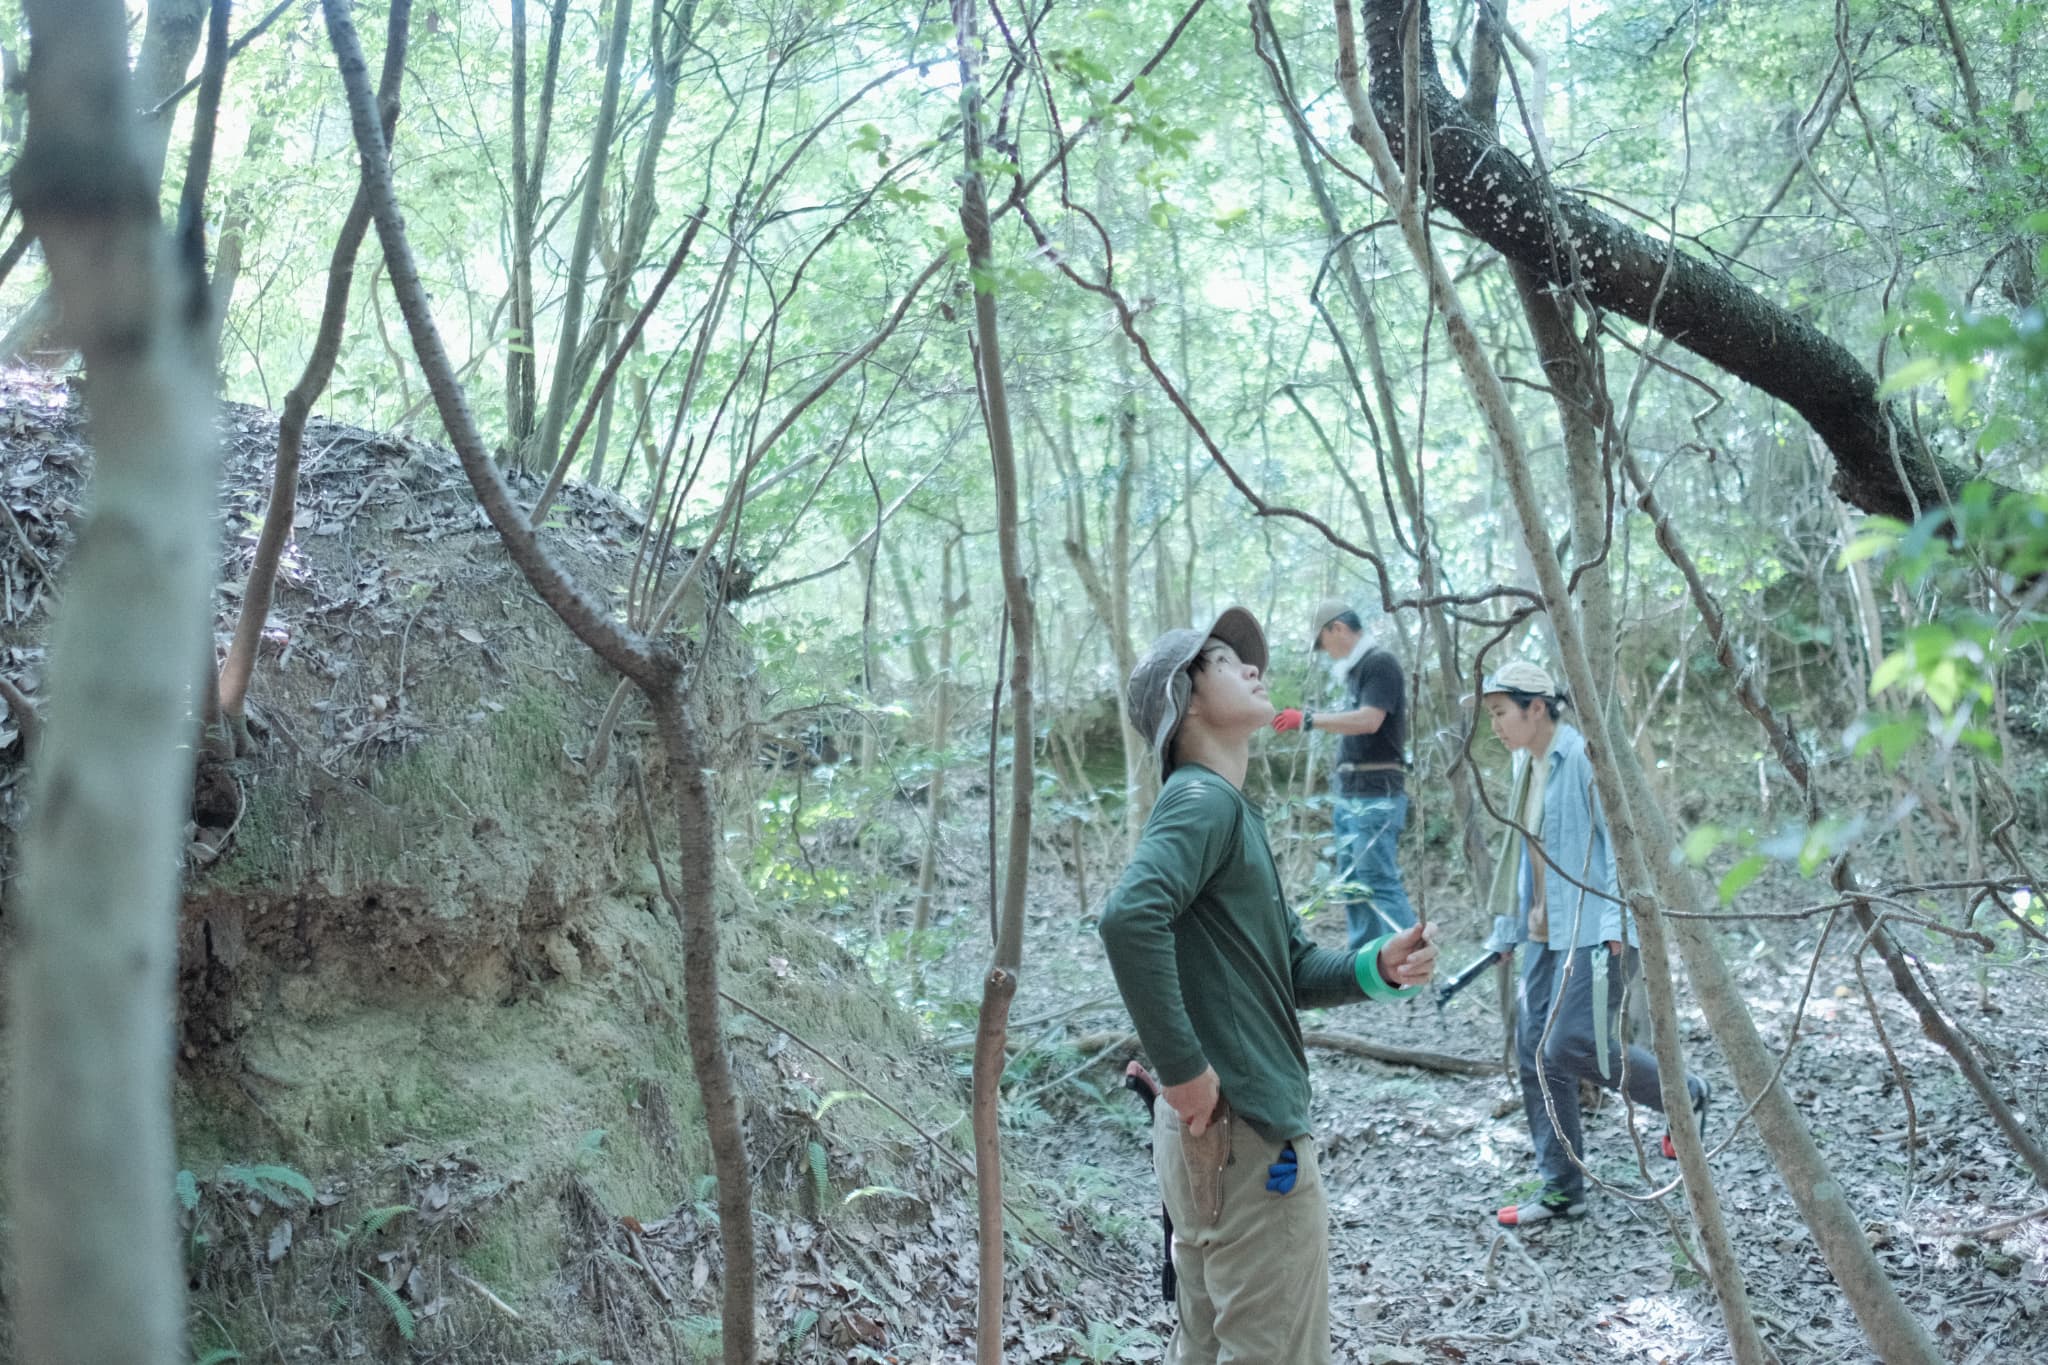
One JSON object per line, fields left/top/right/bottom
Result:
{"left": 1271, "top": 708, "right": 1304, "bottom": 732}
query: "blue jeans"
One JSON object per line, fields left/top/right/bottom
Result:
{"left": 1332, "top": 793, "right": 1415, "bottom": 950}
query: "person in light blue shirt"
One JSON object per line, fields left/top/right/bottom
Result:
{"left": 1476, "top": 661, "right": 1710, "bottom": 1227}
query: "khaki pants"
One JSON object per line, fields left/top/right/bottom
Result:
{"left": 1152, "top": 1102, "right": 1331, "bottom": 1364}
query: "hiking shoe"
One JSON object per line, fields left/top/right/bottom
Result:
{"left": 1497, "top": 1189, "right": 1586, "bottom": 1226}
{"left": 1661, "top": 1075, "right": 1714, "bottom": 1160}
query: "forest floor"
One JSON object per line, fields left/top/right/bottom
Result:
{"left": 894, "top": 811, "right": 2048, "bottom": 1365}
{"left": 5, "top": 367, "right": 2042, "bottom": 1362}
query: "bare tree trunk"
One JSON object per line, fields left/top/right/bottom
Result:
{"left": 320, "top": 3, "right": 759, "bottom": 1357}
{"left": 526, "top": 0, "right": 636, "bottom": 489}
{"left": 564, "top": 0, "right": 689, "bottom": 406}
{"left": 218, "top": 15, "right": 406, "bottom": 746}
{"left": 1251, "top": 0, "right": 1491, "bottom": 890}
{"left": 1, "top": 0, "right": 209, "bottom": 367}
{"left": 913, "top": 535, "right": 963, "bottom": 941}
{"left": 647, "top": 686, "right": 762, "bottom": 1355}
{"left": 1046, "top": 383, "right": 1146, "bottom": 854}
{"left": 1335, "top": 7, "right": 1773, "bottom": 1360}
{"left": 956, "top": 0, "right": 1035, "bottom": 1355}
{"left": 6, "top": 2, "right": 223, "bottom": 1359}
{"left": 505, "top": 0, "right": 569, "bottom": 449}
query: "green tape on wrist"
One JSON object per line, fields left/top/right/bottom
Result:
{"left": 1354, "top": 932, "right": 1421, "bottom": 1001}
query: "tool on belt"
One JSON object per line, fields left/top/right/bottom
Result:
{"left": 1122, "top": 1060, "right": 1176, "bottom": 1304}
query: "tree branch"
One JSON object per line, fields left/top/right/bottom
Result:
{"left": 1357, "top": 0, "right": 2009, "bottom": 522}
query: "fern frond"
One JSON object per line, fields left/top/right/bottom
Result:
{"left": 782, "top": 1308, "right": 819, "bottom": 1350}
{"left": 346, "top": 1204, "right": 416, "bottom": 1245}
{"left": 221, "top": 1163, "right": 316, "bottom": 1207}
{"left": 806, "top": 1140, "right": 830, "bottom": 1212}
{"left": 357, "top": 1270, "right": 416, "bottom": 1342}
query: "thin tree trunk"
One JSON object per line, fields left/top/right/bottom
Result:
{"left": 1335, "top": 7, "right": 1775, "bottom": 1360}
{"left": 506, "top": 0, "right": 570, "bottom": 449}
{"left": 647, "top": 686, "right": 762, "bottom": 1352}
{"left": 320, "top": 4, "right": 758, "bottom": 1357}
{"left": 956, "top": 0, "right": 1035, "bottom": 1355}
{"left": 1252, "top": 0, "right": 1491, "bottom": 889}
{"left": 218, "top": 14, "right": 406, "bottom": 745}
{"left": 1, "top": 0, "right": 209, "bottom": 367}
{"left": 566, "top": 0, "right": 690, "bottom": 405}
{"left": 1048, "top": 383, "right": 1146, "bottom": 855}
{"left": 1626, "top": 455, "right": 2048, "bottom": 1189}
{"left": 1467, "top": 0, "right": 1620, "bottom": 738}
{"left": 526, "top": 0, "right": 636, "bottom": 490}
{"left": 7, "top": 1, "right": 223, "bottom": 1358}
{"left": 913, "top": 536, "right": 962, "bottom": 941}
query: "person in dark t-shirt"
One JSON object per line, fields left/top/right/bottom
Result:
{"left": 1272, "top": 599, "right": 1415, "bottom": 949}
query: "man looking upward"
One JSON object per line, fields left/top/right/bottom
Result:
{"left": 1273, "top": 600, "right": 1415, "bottom": 950}
{"left": 1099, "top": 606, "right": 1438, "bottom": 1363}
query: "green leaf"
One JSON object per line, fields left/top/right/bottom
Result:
{"left": 782, "top": 1308, "right": 821, "bottom": 1349}
{"left": 195, "top": 1350, "right": 243, "bottom": 1365}
{"left": 1837, "top": 517, "right": 1907, "bottom": 567}
{"left": 176, "top": 1170, "right": 201, "bottom": 1214}
{"left": 808, "top": 1140, "right": 831, "bottom": 1210}
{"left": 1850, "top": 717, "right": 1921, "bottom": 769}
{"left": 1942, "top": 361, "right": 1979, "bottom": 417}
{"left": 1680, "top": 825, "right": 1724, "bottom": 865}
{"left": 1868, "top": 650, "right": 1915, "bottom": 695}
{"left": 813, "top": 1090, "right": 878, "bottom": 1120}
{"left": 1876, "top": 355, "right": 1943, "bottom": 395}
{"left": 1975, "top": 414, "right": 2021, "bottom": 453}
{"left": 347, "top": 1205, "right": 416, "bottom": 1245}
{"left": 1717, "top": 854, "right": 1768, "bottom": 905}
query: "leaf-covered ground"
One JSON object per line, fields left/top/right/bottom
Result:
{"left": 898, "top": 817, "right": 2048, "bottom": 1365}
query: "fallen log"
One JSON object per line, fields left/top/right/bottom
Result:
{"left": 1300, "top": 1029, "right": 1496, "bottom": 1077}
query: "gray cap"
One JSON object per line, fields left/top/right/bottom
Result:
{"left": 1127, "top": 606, "right": 1269, "bottom": 772}
{"left": 1309, "top": 596, "right": 1353, "bottom": 646}
{"left": 1466, "top": 659, "right": 1564, "bottom": 705}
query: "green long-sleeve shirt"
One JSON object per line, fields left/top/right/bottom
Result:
{"left": 1098, "top": 763, "right": 1415, "bottom": 1141}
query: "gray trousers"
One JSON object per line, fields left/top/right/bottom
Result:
{"left": 1516, "top": 944, "right": 1691, "bottom": 1201}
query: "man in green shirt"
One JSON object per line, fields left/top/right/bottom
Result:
{"left": 1099, "top": 606, "right": 1439, "bottom": 1364}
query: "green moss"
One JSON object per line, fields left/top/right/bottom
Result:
{"left": 208, "top": 779, "right": 303, "bottom": 890}
{"left": 458, "top": 1184, "right": 564, "bottom": 1293}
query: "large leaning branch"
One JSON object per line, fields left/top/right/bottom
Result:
{"left": 1358, "top": 0, "right": 2009, "bottom": 522}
